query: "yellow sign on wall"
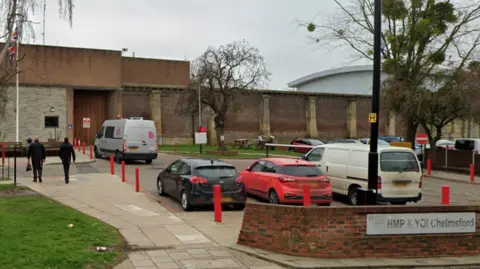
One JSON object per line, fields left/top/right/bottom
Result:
{"left": 391, "top": 141, "right": 412, "bottom": 149}
{"left": 369, "top": 113, "right": 377, "bottom": 123}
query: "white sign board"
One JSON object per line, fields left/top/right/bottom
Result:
{"left": 194, "top": 132, "right": 207, "bottom": 145}
{"left": 366, "top": 212, "right": 476, "bottom": 235}
{"left": 82, "top": 118, "right": 91, "bottom": 128}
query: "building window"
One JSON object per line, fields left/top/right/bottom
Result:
{"left": 44, "top": 116, "right": 59, "bottom": 128}
{"left": 105, "top": 126, "right": 115, "bottom": 139}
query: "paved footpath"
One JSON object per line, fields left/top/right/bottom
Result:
{"left": 18, "top": 173, "right": 283, "bottom": 269}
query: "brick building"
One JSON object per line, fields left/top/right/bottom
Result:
{"left": 0, "top": 44, "right": 476, "bottom": 145}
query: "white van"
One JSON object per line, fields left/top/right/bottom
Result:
{"left": 302, "top": 144, "right": 422, "bottom": 205}
{"left": 94, "top": 118, "right": 158, "bottom": 164}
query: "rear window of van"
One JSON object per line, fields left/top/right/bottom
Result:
{"left": 380, "top": 152, "right": 419, "bottom": 172}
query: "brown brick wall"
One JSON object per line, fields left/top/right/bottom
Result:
{"left": 122, "top": 90, "right": 150, "bottom": 120}
{"left": 270, "top": 94, "right": 306, "bottom": 141}
{"left": 224, "top": 92, "right": 261, "bottom": 141}
{"left": 316, "top": 96, "right": 348, "bottom": 139}
{"left": 18, "top": 44, "right": 122, "bottom": 88}
{"left": 161, "top": 89, "right": 193, "bottom": 138}
{"left": 122, "top": 57, "right": 190, "bottom": 87}
{"left": 238, "top": 203, "right": 480, "bottom": 259}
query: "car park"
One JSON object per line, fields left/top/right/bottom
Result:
{"left": 289, "top": 138, "right": 324, "bottom": 153}
{"left": 157, "top": 158, "right": 246, "bottom": 211}
{"left": 239, "top": 158, "right": 332, "bottom": 206}
{"left": 302, "top": 144, "right": 422, "bottom": 206}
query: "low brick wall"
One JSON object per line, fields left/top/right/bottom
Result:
{"left": 237, "top": 203, "right": 480, "bottom": 258}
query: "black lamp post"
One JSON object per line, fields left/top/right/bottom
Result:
{"left": 367, "top": 0, "right": 382, "bottom": 205}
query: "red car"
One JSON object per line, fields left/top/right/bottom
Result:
{"left": 239, "top": 158, "right": 332, "bottom": 205}
{"left": 289, "top": 138, "right": 324, "bottom": 153}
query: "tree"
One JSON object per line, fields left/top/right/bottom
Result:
{"left": 189, "top": 40, "right": 270, "bottom": 150}
{"left": 0, "top": 0, "right": 74, "bottom": 120}
{"left": 301, "top": 0, "right": 480, "bottom": 145}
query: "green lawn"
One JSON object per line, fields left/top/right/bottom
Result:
{"left": 158, "top": 144, "right": 303, "bottom": 159}
{"left": 0, "top": 187, "right": 126, "bottom": 269}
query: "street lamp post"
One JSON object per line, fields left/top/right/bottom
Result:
{"left": 367, "top": 0, "right": 382, "bottom": 205}
{"left": 198, "top": 83, "right": 203, "bottom": 154}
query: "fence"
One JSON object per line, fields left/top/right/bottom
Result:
{"left": 426, "top": 149, "right": 479, "bottom": 174}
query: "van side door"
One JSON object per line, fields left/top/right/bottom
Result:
{"left": 103, "top": 126, "right": 116, "bottom": 156}
{"left": 323, "top": 148, "right": 349, "bottom": 194}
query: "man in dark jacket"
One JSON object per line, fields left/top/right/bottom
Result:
{"left": 59, "top": 137, "right": 76, "bottom": 184}
{"left": 27, "top": 136, "right": 46, "bottom": 183}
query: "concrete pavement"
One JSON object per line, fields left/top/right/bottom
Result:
{"left": 18, "top": 173, "right": 284, "bottom": 269}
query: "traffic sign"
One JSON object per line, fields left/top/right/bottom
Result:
{"left": 83, "top": 118, "right": 91, "bottom": 129}
{"left": 369, "top": 113, "right": 377, "bottom": 123}
{"left": 416, "top": 133, "right": 428, "bottom": 145}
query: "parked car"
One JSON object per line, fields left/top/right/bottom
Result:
{"left": 157, "top": 158, "right": 246, "bottom": 211}
{"left": 425, "top": 139, "right": 455, "bottom": 150}
{"left": 239, "top": 158, "right": 332, "bottom": 205}
{"left": 379, "top": 136, "right": 404, "bottom": 143}
{"left": 302, "top": 144, "right": 422, "bottom": 206}
{"left": 289, "top": 138, "right": 324, "bottom": 153}
{"left": 325, "top": 139, "right": 363, "bottom": 144}
{"left": 94, "top": 118, "right": 158, "bottom": 164}
{"left": 454, "top": 138, "right": 480, "bottom": 153}
{"left": 359, "top": 138, "right": 391, "bottom": 146}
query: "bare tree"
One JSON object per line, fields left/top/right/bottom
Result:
{"left": 0, "top": 0, "right": 74, "bottom": 120}
{"left": 188, "top": 40, "right": 270, "bottom": 150}
{"left": 301, "top": 0, "right": 480, "bottom": 145}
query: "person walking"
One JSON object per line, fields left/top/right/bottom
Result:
{"left": 59, "top": 137, "right": 75, "bottom": 184}
{"left": 27, "top": 136, "right": 46, "bottom": 183}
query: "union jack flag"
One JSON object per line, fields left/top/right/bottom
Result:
{"left": 8, "top": 27, "right": 19, "bottom": 65}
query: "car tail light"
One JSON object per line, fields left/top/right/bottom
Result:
{"left": 155, "top": 142, "right": 158, "bottom": 152}
{"left": 377, "top": 176, "right": 382, "bottom": 189}
{"left": 235, "top": 177, "right": 243, "bottom": 183}
{"left": 322, "top": 177, "right": 330, "bottom": 184}
{"left": 123, "top": 140, "right": 127, "bottom": 152}
{"left": 277, "top": 177, "right": 295, "bottom": 183}
{"left": 190, "top": 176, "right": 208, "bottom": 184}
{"left": 419, "top": 176, "right": 422, "bottom": 188}
{"left": 142, "top": 140, "right": 147, "bottom": 145}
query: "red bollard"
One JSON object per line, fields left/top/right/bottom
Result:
{"left": 213, "top": 184, "right": 222, "bottom": 222}
{"left": 77, "top": 140, "right": 81, "bottom": 151}
{"left": 442, "top": 185, "right": 450, "bottom": 205}
{"left": 135, "top": 168, "right": 140, "bottom": 192}
{"left": 174, "top": 143, "right": 177, "bottom": 152}
{"left": 121, "top": 161, "right": 126, "bottom": 182}
{"left": 110, "top": 155, "right": 114, "bottom": 175}
{"left": 427, "top": 159, "right": 432, "bottom": 177}
{"left": 470, "top": 164, "right": 475, "bottom": 183}
{"left": 1, "top": 142, "right": 5, "bottom": 165}
{"left": 89, "top": 145, "right": 93, "bottom": 160}
{"left": 303, "top": 184, "right": 311, "bottom": 207}
{"left": 82, "top": 142, "right": 85, "bottom": 155}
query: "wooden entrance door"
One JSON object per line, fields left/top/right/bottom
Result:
{"left": 73, "top": 90, "right": 108, "bottom": 144}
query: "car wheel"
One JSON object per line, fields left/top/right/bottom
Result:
{"left": 268, "top": 189, "right": 280, "bottom": 204}
{"left": 145, "top": 159, "right": 153, "bottom": 164}
{"left": 181, "top": 190, "right": 192, "bottom": 211}
{"left": 391, "top": 201, "right": 407, "bottom": 205}
{"left": 94, "top": 146, "right": 101, "bottom": 159}
{"left": 115, "top": 151, "right": 122, "bottom": 164}
{"left": 288, "top": 147, "right": 294, "bottom": 152}
{"left": 348, "top": 187, "right": 359, "bottom": 206}
{"left": 157, "top": 178, "right": 166, "bottom": 196}
{"left": 234, "top": 204, "right": 246, "bottom": 210}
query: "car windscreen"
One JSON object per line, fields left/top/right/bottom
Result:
{"left": 306, "top": 139, "right": 323, "bottom": 145}
{"left": 195, "top": 166, "right": 238, "bottom": 178}
{"left": 281, "top": 165, "right": 324, "bottom": 177}
{"left": 455, "top": 140, "right": 475, "bottom": 151}
{"left": 380, "top": 152, "right": 419, "bottom": 172}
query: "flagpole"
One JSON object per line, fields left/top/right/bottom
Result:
{"left": 15, "top": 28, "right": 19, "bottom": 143}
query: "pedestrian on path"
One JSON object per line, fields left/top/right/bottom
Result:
{"left": 59, "top": 137, "right": 75, "bottom": 184}
{"left": 27, "top": 136, "right": 46, "bottom": 183}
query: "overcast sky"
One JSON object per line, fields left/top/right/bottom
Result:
{"left": 29, "top": 0, "right": 370, "bottom": 90}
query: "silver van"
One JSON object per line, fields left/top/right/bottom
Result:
{"left": 94, "top": 118, "right": 158, "bottom": 164}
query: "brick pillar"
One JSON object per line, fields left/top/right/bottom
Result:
{"left": 346, "top": 98, "right": 357, "bottom": 138}
{"left": 386, "top": 111, "right": 396, "bottom": 136}
{"left": 306, "top": 96, "right": 318, "bottom": 138}
{"left": 107, "top": 89, "right": 123, "bottom": 119}
{"left": 259, "top": 95, "right": 270, "bottom": 136}
{"left": 149, "top": 90, "right": 162, "bottom": 137}
{"left": 208, "top": 118, "right": 217, "bottom": 145}
{"left": 66, "top": 88, "right": 74, "bottom": 142}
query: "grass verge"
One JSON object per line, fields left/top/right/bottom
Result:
{"left": 0, "top": 192, "right": 126, "bottom": 269}
{"left": 158, "top": 144, "right": 303, "bottom": 159}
